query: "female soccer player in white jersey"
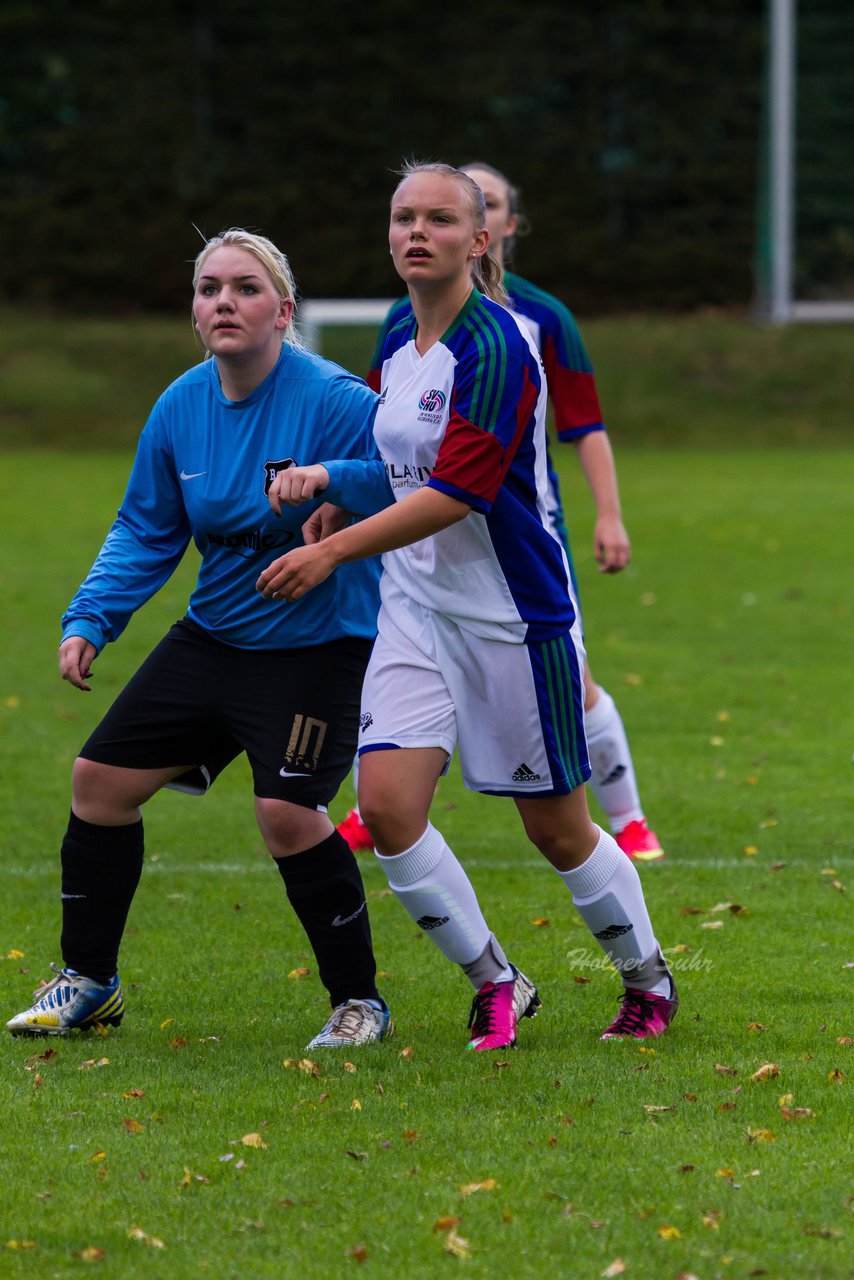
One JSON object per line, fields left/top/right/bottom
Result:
{"left": 257, "top": 164, "right": 678, "bottom": 1049}
{"left": 339, "top": 162, "right": 662, "bottom": 864}
{"left": 6, "top": 229, "right": 392, "bottom": 1051}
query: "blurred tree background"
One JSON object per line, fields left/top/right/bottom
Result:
{"left": 0, "top": 0, "right": 850, "bottom": 313}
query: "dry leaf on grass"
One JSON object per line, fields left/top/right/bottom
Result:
{"left": 79, "top": 1058, "right": 110, "bottom": 1070}
{"left": 601, "top": 1260, "right": 626, "bottom": 1277}
{"left": 750, "top": 1063, "right": 780, "bottom": 1083}
{"left": 442, "top": 1228, "right": 470, "bottom": 1258}
{"left": 433, "top": 1216, "right": 461, "bottom": 1233}
{"left": 460, "top": 1179, "right": 498, "bottom": 1197}
{"left": 714, "top": 1063, "right": 738, "bottom": 1076}
{"left": 127, "top": 1226, "right": 165, "bottom": 1249}
{"left": 346, "top": 1243, "right": 369, "bottom": 1262}
{"left": 122, "top": 1119, "right": 144, "bottom": 1135}
{"left": 657, "top": 1224, "right": 681, "bottom": 1240}
{"left": 828, "top": 1068, "right": 845, "bottom": 1084}
{"left": 241, "top": 1133, "right": 268, "bottom": 1149}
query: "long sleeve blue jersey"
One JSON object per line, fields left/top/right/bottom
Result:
{"left": 62, "top": 344, "right": 384, "bottom": 652}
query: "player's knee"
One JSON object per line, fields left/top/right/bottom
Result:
{"left": 72, "top": 756, "right": 115, "bottom": 807}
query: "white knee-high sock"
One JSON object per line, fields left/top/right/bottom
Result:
{"left": 584, "top": 688, "right": 644, "bottom": 833}
{"left": 556, "top": 827, "right": 670, "bottom": 994}
{"left": 376, "top": 824, "right": 513, "bottom": 986}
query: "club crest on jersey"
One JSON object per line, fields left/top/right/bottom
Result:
{"left": 417, "top": 388, "right": 447, "bottom": 424}
{"left": 263, "top": 458, "right": 296, "bottom": 494}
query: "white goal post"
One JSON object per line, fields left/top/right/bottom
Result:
{"left": 761, "top": 0, "right": 854, "bottom": 323}
{"left": 298, "top": 299, "right": 395, "bottom": 352}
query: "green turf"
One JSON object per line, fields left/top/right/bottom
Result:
{"left": 1, "top": 442, "right": 851, "bottom": 1278}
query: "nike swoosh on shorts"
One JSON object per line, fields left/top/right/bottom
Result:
{"left": 180, "top": 470, "right": 207, "bottom": 480}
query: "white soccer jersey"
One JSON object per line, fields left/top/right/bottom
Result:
{"left": 373, "top": 289, "right": 580, "bottom": 644}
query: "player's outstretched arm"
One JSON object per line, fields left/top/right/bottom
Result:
{"left": 59, "top": 636, "right": 98, "bottom": 692}
{"left": 257, "top": 486, "right": 469, "bottom": 603}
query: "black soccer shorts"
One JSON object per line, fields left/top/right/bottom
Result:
{"left": 78, "top": 618, "right": 372, "bottom": 811}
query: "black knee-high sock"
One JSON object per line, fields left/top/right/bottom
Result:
{"left": 275, "top": 831, "right": 379, "bottom": 1008}
{"left": 60, "top": 811, "right": 144, "bottom": 983}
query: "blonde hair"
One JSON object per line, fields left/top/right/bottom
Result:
{"left": 192, "top": 227, "right": 302, "bottom": 353}
{"left": 459, "top": 161, "right": 530, "bottom": 264}
{"left": 393, "top": 161, "right": 508, "bottom": 306}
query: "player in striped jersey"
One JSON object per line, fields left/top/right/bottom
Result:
{"left": 339, "top": 164, "right": 663, "bottom": 865}
{"left": 258, "top": 164, "right": 677, "bottom": 1048}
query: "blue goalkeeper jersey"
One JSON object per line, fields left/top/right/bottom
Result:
{"left": 62, "top": 344, "right": 382, "bottom": 652}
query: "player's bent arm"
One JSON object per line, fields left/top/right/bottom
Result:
{"left": 267, "top": 464, "right": 330, "bottom": 516}
{"left": 573, "top": 431, "right": 631, "bottom": 573}
{"left": 59, "top": 636, "right": 98, "bottom": 692}
{"left": 257, "top": 487, "right": 469, "bottom": 602}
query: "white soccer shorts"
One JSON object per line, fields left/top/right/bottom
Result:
{"left": 357, "top": 580, "right": 590, "bottom": 797}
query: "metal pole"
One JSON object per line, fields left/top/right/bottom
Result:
{"left": 769, "top": 0, "right": 796, "bottom": 323}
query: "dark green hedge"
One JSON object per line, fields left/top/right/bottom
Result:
{"left": 0, "top": 0, "right": 813, "bottom": 313}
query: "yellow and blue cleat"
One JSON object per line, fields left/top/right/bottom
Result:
{"left": 6, "top": 963, "right": 124, "bottom": 1036}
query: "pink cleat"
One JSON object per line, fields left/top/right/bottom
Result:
{"left": 337, "top": 808, "right": 374, "bottom": 853}
{"left": 600, "top": 977, "right": 678, "bottom": 1040}
{"left": 466, "top": 978, "right": 517, "bottom": 1052}
{"left": 615, "top": 818, "right": 664, "bottom": 862}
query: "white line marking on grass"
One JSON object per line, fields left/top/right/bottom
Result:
{"left": 7, "top": 855, "right": 849, "bottom": 878}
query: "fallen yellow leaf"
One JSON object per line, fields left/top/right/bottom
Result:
{"left": 433, "top": 1216, "right": 461, "bottom": 1233}
{"left": 350, "top": 1099, "right": 362, "bottom": 1111}
{"left": 531, "top": 918, "right": 551, "bottom": 927}
{"left": 79, "top": 1058, "right": 110, "bottom": 1070}
{"left": 89, "top": 1151, "right": 107, "bottom": 1163}
{"left": 6, "top": 1240, "right": 37, "bottom": 1250}
{"left": 297, "top": 1059, "right": 320, "bottom": 1077}
{"left": 828, "top": 1068, "right": 845, "bottom": 1085}
{"left": 288, "top": 966, "right": 310, "bottom": 980}
{"left": 127, "top": 1226, "right": 165, "bottom": 1249}
{"left": 750, "top": 1062, "right": 780, "bottom": 1083}
{"left": 241, "top": 1133, "right": 268, "bottom": 1149}
{"left": 6, "top": 949, "right": 25, "bottom": 959}
{"left": 122, "top": 1118, "right": 144, "bottom": 1135}
{"left": 460, "top": 1179, "right": 498, "bottom": 1197}
{"left": 343, "top": 1061, "right": 357, "bottom": 1073}
{"left": 442, "top": 1229, "right": 470, "bottom": 1258}
{"left": 601, "top": 1260, "right": 626, "bottom": 1278}
{"left": 747, "top": 1126, "right": 776, "bottom": 1142}
{"left": 657, "top": 1224, "right": 681, "bottom": 1240}
{"left": 79, "top": 1246, "right": 105, "bottom": 1261}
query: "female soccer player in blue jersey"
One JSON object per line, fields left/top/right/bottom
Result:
{"left": 7, "top": 229, "right": 392, "bottom": 1050}
{"left": 257, "top": 164, "right": 677, "bottom": 1049}
{"left": 339, "top": 162, "right": 663, "bottom": 865}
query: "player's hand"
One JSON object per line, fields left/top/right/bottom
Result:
{"left": 256, "top": 542, "right": 338, "bottom": 602}
{"left": 302, "top": 502, "right": 351, "bottom": 545}
{"left": 267, "top": 464, "right": 330, "bottom": 516}
{"left": 594, "top": 516, "right": 631, "bottom": 573}
{"left": 59, "top": 636, "right": 98, "bottom": 691}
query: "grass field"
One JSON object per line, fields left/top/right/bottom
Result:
{"left": 1, "top": 316, "right": 852, "bottom": 1278}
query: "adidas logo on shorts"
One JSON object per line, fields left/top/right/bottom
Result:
{"left": 512, "top": 763, "right": 542, "bottom": 783}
